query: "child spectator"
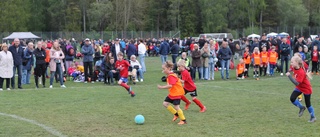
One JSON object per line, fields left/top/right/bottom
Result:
{"left": 129, "top": 55, "right": 144, "bottom": 83}
{"left": 304, "top": 45, "right": 311, "bottom": 66}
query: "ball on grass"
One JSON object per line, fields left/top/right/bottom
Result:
{"left": 134, "top": 115, "right": 145, "bottom": 125}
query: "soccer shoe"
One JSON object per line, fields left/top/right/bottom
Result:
{"left": 308, "top": 117, "right": 316, "bottom": 123}
{"left": 130, "top": 91, "right": 136, "bottom": 97}
{"left": 177, "top": 120, "right": 187, "bottom": 125}
{"left": 185, "top": 101, "right": 191, "bottom": 110}
{"left": 299, "top": 106, "right": 306, "bottom": 117}
{"left": 200, "top": 106, "right": 207, "bottom": 113}
{"left": 172, "top": 115, "right": 179, "bottom": 122}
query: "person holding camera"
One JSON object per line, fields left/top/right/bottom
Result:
{"left": 49, "top": 42, "right": 66, "bottom": 88}
{"left": 129, "top": 55, "right": 144, "bottom": 83}
{"left": 33, "top": 41, "right": 47, "bottom": 88}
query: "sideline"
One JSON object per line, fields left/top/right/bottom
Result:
{"left": 0, "top": 112, "right": 67, "bottom": 137}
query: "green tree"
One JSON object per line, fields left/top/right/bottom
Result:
{"left": 201, "top": 0, "right": 229, "bottom": 33}
{"left": 87, "top": 0, "right": 113, "bottom": 31}
{"left": 277, "top": 0, "right": 309, "bottom": 28}
{"left": 179, "top": 0, "right": 202, "bottom": 37}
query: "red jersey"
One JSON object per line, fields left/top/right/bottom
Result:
{"left": 312, "top": 50, "right": 318, "bottom": 62}
{"left": 115, "top": 59, "right": 130, "bottom": 78}
{"left": 292, "top": 67, "right": 312, "bottom": 94}
{"left": 180, "top": 69, "right": 196, "bottom": 91}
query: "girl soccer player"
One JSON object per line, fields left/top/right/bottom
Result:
{"left": 268, "top": 46, "right": 278, "bottom": 76}
{"left": 158, "top": 60, "right": 187, "bottom": 125}
{"left": 311, "top": 45, "right": 319, "bottom": 75}
{"left": 177, "top": 60, "right": 206, "bottom": 112}
{"left": 286, "top": 56, "right": 316, "bottom": 122}
{"left": 236, "top": 58, "right": 246, "bottom": 80}
{"left": 260, "top": 46, "right": 268, "bottom": 76}
{"left": 115, "top": 52, "right": 136, "bottom": 97}
{"left": 243, "top": 47, "right": 251, "bottom": 77}
{"left": 251, "top": 47, "right": 261, "bottom": 80}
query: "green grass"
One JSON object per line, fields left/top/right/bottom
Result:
{"left": 0, "top": 56, "right": 320, "bottom": 137}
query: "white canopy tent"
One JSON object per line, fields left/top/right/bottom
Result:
{"left": 266, "top": 32, "right": 278, "bottom": 38}
{"left": 247, "top": 34, "right": 261, "bottom": 39}
{"left": 3, "top": 32, "right": 41, "bottom": 40}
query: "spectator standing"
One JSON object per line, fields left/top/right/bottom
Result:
{"left": 159, "top": 39, "right": 170, "bottom": 64}
{"left": 191, "top": 44, "right": 202, "bottom": 80}
{"left": 138, "top": 39, "right": 147, "bottom": 72}
{"left": 111, "top": 38, "right": 124, "bottom": 62}
{"left": 280, "top": 37, "right": 291, "bottom": 76}
{"left": 8, "top": 38, "right": 24, "bottom": 89}
{"left": 217, "top": 40, "right": 232, "bottom": 80}
{"left": 0, "top": 43, "right": 13, "bottom": 91}
{"left": 127, "top": 40, "right": 137, "bottom": 60}
{"left": 170, "top": 39, "right": 180, "bottom": 64}
{"left": 81, "top": 38, "right": 95, "bottom": 83}
{"left": 33, "top": 41, "right": 47, "bottom": 88}
{"left": 49, "top": 42, "right": 66, "bottom": 88}
{"left": 200, "top": 43, "right": 210, "bottom": 80}
{"left": 22, "top": 42, "right": 34, "bottom": 85}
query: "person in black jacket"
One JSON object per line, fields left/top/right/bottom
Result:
{"left": 101, "top": 57, "right": 118, "bottom": 85}
{"left": 217, "top": 40, "right": 232, "bottom": 80}
{"left": 170, "top": 39, "right": 180, "bottom": 64}
{"left": 33, "top": 41, "right": 47, "bottom": 88}
{"left": 8, "top": 38, "right": 24, "bottom": 89}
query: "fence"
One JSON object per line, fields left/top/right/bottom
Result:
{"left": 0, "top": 31, "right": 181, "bottom": 41}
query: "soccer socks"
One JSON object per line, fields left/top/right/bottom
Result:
{"left": 292, "top": 100, "right": 303, "bottom": 109}
{"left": 193, "top": 98, "right": 204, "bottom": 109}
{"left": 181, "top": 96, "right": 191, "bottom": 104}
{"left": 120, "top": 83, "right": 130, "bottom": 90}
{"left": 308, "top": 106, "right": 315, "bottom": 118}
{"left": 167, "top": 105, "right": 177, "bottom": 115}
{"left": 177, "top": 109, "right": 186, "bottom": 121}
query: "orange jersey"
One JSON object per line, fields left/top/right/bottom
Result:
{"left": 167, "top": 73, "right": 184, "bottom": 99}
{"left": 243, "top": 51, "right": 251, "bottom": 64}
{"left": 252, "top": 53, "right": 261, "bottom": 65}
{"left": 237, "top": 63, "right": 245, "bottom": 75}
{"left": 260, "top": 51, "right": 268, "bottom": 63}
{"left": 269, "top": 51, "right": 278, "bottom": 64}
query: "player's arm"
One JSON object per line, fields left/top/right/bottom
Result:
{"left": 157, "top": 84, "right": 172, "bottom": 89}
{"left": 286, "top": 73, "right": 299, "bottom": 86}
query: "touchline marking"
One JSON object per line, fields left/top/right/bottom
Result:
{"left": 0, "top": 112, "right": 67, "bottom": 137}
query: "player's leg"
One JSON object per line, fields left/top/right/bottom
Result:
{"left": 190, "top": 90, "right": 206, "bottom": 112}
{"left": 290, "top": 89, "right": 305, "bottom": 117}
{"left": 304, "top": 94, "right": 316, "bottom": 122}
{"left": 173, "top": 100, "right": 186, "bottom": 125}
{"left": 181, "top": 89, "right": 191, "bottom": 110}
{"left": 163, "top": 97, "right": 179, "bottom": 121}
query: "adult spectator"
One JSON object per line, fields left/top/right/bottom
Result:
{"left": 49, "top": 42, "right": 66, "bottom": 88}
{"left": 93, "top": 44, "right": 101, "bottom": 65}
{"left": 250, "top": 37, "right": 259, "bottom": 53}
{"left": 159, "top": 39, "right": 170, "bottom": 64}
{"left": 294, "top": 37, "right": 304, "bottom": 54}
{"left": 8, "top": 38, "right": 24, "bottom": 89}
{"left": 228, "top": 39, "right": 235, "bottom": 61}
{"left": 198, "top": 37, "right": 206, "bottom": 49}
{"left": 311, "top": 36, "right": 320, "bottom": 51}
{"left": 81, "top": 38, "right": 95, "bottom": 83}
{"left": 127, "top": 40, "right": 137, "bottom": 60}
{"left": 217, "top": 40, "right": 232, "bottom": 80}
{"left": 33, "top": 41, "right": 47, "bottom": 88}
{"left": 22, "top": 42, "right": 34, "bottom": 85}
{"left": 200, "top": 43, "right": 210, "bottom": 80}
{"left": 71, "top": 38, "right": 78, "bottom": 57}
{"left": 279, "top": 37, "right": 291, "bottom": 76}
{"left": 0, "top": 43, "right": 14, "bottom": 91}
{"left": 170, "top": 39, "right": 180, "bottom": 64}
{"left": 191, "top": 44, "right": 201, "bottom": 80}
{"left": 259, "top": 35, "right": 270, "bottom": 51}
{"left": 138, "top": 39, "right": 147, "bottom": 72}
{"left": 111, "top": 38, "right": 124, "bottom": 62}
{"left": 102, "top": 57, "right": 118, "bottom": 85}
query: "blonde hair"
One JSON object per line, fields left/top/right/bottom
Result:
{"left": 194, "top": 44, "right": 199, "bottom": 49}
{"left": 291, "top": 56, "right": 312, "bottom": 80}
{"left": 1, "top": 43, "right": 8, "bottom": 50}
{"left": 253, "top": 47, "right": 260, "bottom": 53}
{"left": 177, "top": 60, "right": 186, "bottom": 68}
{"left": 164, "top": 60, "right": 174, "bottom": 69}
{"left": 293, "top": 53, "right": 301, "bottom": 58}
{"left": 53, "top": 42, "right": 61, "bottom": 51}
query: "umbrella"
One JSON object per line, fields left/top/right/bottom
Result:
{"left": 267, "top": 32, "right": 278, "bottom": 38}
{"left": 247, "top": 34, "right": 261, "bottom": 39}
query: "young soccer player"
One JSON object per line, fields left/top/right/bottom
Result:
{"left": 260, "top": 46, "right": 268, "bottom": 76}
{"left": 292, "top": 53, "right": 309, "bottom": 102}
{"left": 251, "top": 47, "right": 261, "bottom": 80}
{"left": 115, "top": 52, "right": 136, "bottom": 97}
{"left": 304, "top": 46, "right": 311, "bottom": 66}
{"left": 268, "top": 46, "right": 278, "bottom": 76}
{"left": 236, "top": 58, "right": 246, "bottom": 80}
{"left": 177, "top": 60, "right": 206, "bottom": 112}
{"left": 243, "top": 46, "right": 251, "bottom": 77}
{"left": 311, "top": 45, "right": 319, "bottom": 75}
{"left": 286, "top": 56, "right": 316, "bottom": 122}
{"left": 158, "top": 60, "right": 187, "bottom": 125}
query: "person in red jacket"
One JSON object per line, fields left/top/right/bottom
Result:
{"left": 115, "top": 52, "right": 135, "bottom": 97}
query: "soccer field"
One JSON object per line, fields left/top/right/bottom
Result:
{"left": 0, "top": 56, "right": 319, "bottom": 137}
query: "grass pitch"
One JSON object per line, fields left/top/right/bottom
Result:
{"left": 0, "top": 56, "right": 319, "bottom": 137}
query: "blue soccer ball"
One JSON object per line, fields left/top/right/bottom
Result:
{"left": 134, "top": 115, "right": 145, "bottom": 125}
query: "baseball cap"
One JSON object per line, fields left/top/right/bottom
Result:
{"left": 85, "top": 38, "right": 90, "bottom": 41}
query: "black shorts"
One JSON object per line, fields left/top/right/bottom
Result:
{"left": 254, "top": 65, "right": 260, "bottom": 68}
{"left": 184, "top": 88, "right": 198, "bottom": 97}
{"left": 164, "top": 96, "right": 181, "bottom": 105}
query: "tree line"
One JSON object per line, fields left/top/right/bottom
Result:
{"left": 0, "top": 0, "right": 319, "bottom": 38}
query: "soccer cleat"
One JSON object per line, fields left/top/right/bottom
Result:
{"left": 177, "top": 120, "right": 187, "bottom": 125}
{"left": 200, "top": 106, "right": 207, "bottom": 113}
{"left": 308, "top": 117, "right": 316, "bottom": 123}
{"left": 185, "top": 101, "right": 191, "bottom": 110}
{"left": 130, "top": 91, "right": 136, "bottom": 97}
{"left": 172, "top": 115, "right": 179, "bottom": 122}
{"left": 299, "top": 106, "right": 306, "bottom": 117}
